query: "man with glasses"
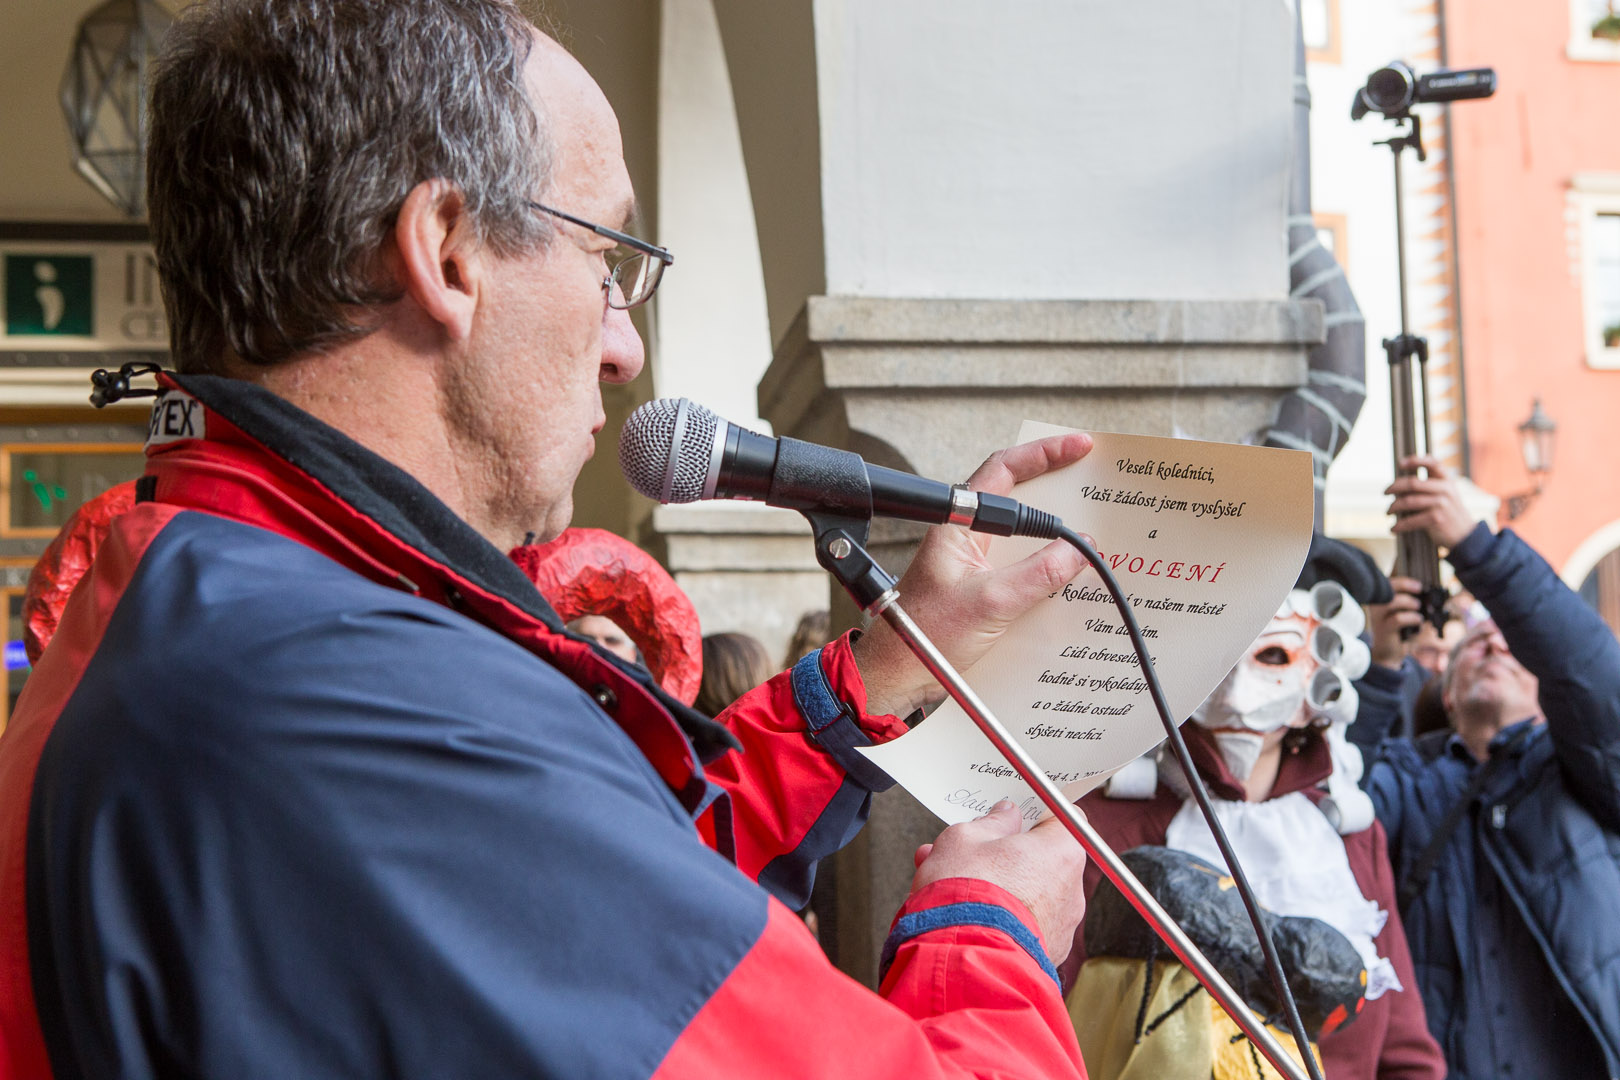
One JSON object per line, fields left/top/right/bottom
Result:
{"left": 0, "top": 3, "right": 1095, "bottom": 1078}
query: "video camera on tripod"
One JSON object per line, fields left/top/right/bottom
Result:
{"left": 1352, "top": 61, "right": 1496, "bottom": 122}
{"left": 1351, "top": 60, "right": 1496, "bottom": 636}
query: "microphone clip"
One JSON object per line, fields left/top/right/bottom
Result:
{"left": 803, "top": 511, "right": 897, "bottom": 617}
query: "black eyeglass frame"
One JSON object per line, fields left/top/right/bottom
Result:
{"left": 528, "top": 200, "right": 673, "bottom": 309}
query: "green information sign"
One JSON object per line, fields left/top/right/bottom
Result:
{"left": 4, "top": 254, "right": 94, "bottom": 337}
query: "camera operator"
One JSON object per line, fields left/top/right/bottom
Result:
{"left": 1350, "top": 455, "right": 1620, "bottom": 1079}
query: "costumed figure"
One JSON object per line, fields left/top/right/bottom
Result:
{"left": 1065, "top": 536, "right": 1445, "bottom": 1080}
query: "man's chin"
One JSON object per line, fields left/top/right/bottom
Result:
{"left": 516, "top": 501, "right": 574, "bottom": 549}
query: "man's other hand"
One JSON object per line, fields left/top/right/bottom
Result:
{"left": 1385, "top": 454, "right": 1480, "bottom": 551}
{"left": 911, "top": 801, "right": 1088, "bottom": 965}
{"left": 852, "top": 433, "right": 1092, "bottom": 719}
{"left": 1366, "top": 575, "right": 1426, "bottom": 669}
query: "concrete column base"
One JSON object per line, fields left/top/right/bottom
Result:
{"left": 640, "top": 504, "right": 829, "bottom": 669}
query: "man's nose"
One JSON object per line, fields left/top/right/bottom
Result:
{"left": 600, "top": 305, "right": 645, "bottom": 385}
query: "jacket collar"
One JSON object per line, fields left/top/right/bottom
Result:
{"left": 143, "top": 372, "right": 740, "bottom": 768}
{"left": 155, "top": 372, "right": 565, "bottom": 627}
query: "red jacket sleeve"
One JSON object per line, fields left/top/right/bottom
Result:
{"left": 679, "top": 639, "right": 1088, "bottom": 1078}
{"left": 701, "top": 632, "right": 909, "bottom": 900}
{"left": 653, "top": 879, "right": 1087, "bottom": 1080}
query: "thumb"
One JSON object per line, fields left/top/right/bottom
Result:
{"left": 993, "top": 538, "right": 1087, "bottom": 614}
{"left": 972, "top": 798, "right": 1027, "bottom": 838}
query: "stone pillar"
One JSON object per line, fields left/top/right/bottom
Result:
{"left": 621, "top": 0, "right": 842, "bottom": 654}
{"left": 707, "top": 0, "right": 1310, "bottom": 982}
{"left": 545, "top": 1, "right": 662, "bottom": 541}
{"left": 641, "top": 504, "right": 826, "bottom": 666}
{"left": 655, "top": 0, "right": 773, "bottom": 433}
{"left": 716, "top": 0, "right": 1301, "bottom": 341}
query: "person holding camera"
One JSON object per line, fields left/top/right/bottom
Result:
{"left": 1351, "top": 455, "right": 1620, "bottom": 1079}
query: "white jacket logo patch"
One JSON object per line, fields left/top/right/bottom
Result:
{"left": 146, "top": 389, "right": 205, "bottom": 448}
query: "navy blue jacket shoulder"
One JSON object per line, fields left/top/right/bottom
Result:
{"left": 0, "top": 375, "right": 1087, "bottom": 1080}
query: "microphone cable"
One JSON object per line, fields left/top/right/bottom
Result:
{"left": 1055, "top": 525, "right": 1327, "bottom": 1080}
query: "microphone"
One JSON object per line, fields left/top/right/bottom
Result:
{"left": 619, "top": 398, "right": 1061, "bottom": 538}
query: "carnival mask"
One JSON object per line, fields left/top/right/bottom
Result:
{"left": 1190, "top": 583, "right": 1372, "bottom": 781}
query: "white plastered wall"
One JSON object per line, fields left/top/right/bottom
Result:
{"left": 655, "top": 0, "right": 775, "bottom": 431}
{"left": 811, "top": 0, "right": 1297, "bottom": 303}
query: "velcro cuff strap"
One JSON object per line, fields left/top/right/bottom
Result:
{"left": 879, "top": 901, "right": 1060, "bottom": 989}
{"left": 790, "top": 649, "right": 895, "bottom": 792}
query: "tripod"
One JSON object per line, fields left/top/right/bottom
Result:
{"left": 1378, "top": 112, "right": 1451, "bottom": 636}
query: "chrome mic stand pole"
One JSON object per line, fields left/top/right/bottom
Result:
{"left": 810, "top": 522, "right": 1311, "bottom": 1080}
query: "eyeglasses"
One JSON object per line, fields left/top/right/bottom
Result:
{"left": 528, "top": 201, "right": 673, "bottom": 310}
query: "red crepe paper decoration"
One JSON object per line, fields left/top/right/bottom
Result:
{"left": 510, "top": 528, "right": 702, "bottom": 705}
{"left": 22, "top": 480, "right": 139, "bottom": 664}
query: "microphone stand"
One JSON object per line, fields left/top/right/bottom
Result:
{"left": 805, "top": 512, "right": 1312, "bottom": 1080}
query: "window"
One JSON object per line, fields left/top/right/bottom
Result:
{"left": 1578, "top": 547, "right": 1620, "bottom": 640}
{"left": 1570, "top": 0, "right": 1620, "bottom": 62}
{"left": 0, "top": 443, "right": 145, "bottom": 538}
{"left": 1574, "top": 175, "right": 1620, "bottom": 368}
{"left": 1594, "top": 214, "right": 1620, "bottom": 351}
{"left": 1302, "top": 0, "right": 1340, "bottom": 65}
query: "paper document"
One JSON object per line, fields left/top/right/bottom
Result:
{"left": 857, "top": 421, "right": 1314, "bottom": 826}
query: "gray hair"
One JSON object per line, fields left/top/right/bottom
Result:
{"left": 147, "top": 0, "right": 555, "bottom": 373}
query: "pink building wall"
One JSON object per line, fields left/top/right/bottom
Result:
{"left": 1447, "top": 0, "right": 1620, "bottom": 574}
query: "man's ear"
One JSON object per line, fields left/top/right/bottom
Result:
{"left": 392, "top": 180, "right": 482, "bottom": 342}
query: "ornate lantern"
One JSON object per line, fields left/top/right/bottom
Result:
{"left": 1505, "top": 399, "right": 1558, "bottom": 520}
{"left": 59, "top": 0, "right": 173, "bottom": 218}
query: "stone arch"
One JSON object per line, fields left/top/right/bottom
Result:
{"left": 1561, "top": 519, "right": 1620, "bottom": 635}
{"left": 1560, "top": 518, "right": 1620, "bottom": 589}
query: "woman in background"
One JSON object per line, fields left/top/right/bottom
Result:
{"left": 696, "top": 632, "right": 775, "bottom": 718}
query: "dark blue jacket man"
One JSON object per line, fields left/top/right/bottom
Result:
{"left": 1351, "top": 454, "right": 1620, "bottom": 1080}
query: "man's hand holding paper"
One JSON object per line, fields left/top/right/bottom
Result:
{"left": 859, "top": 421, "right": 1315, "bottom": 827}
{"left": 852, "top": 432, "right": 1094, "bottom": 720}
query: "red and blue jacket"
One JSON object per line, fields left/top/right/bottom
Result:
{"left": 0, "top": 373, "right": 1085, "bottom": 1079}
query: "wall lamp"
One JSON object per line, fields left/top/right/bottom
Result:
{"left": 1503, "top": 398, "right": 1557, "bottom": 520}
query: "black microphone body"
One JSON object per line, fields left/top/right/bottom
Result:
{"left": 621, "top": 398, "right": 1060, "bottom": 539}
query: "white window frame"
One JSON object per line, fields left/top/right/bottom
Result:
{"left": 1569, "top": 0, "right": 1620, "bottom": 63}
{"left": 1574, "top": 173, "right": 1620, "bottom": 370}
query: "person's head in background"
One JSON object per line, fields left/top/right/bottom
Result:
{"left": 695, "top": 632, "right": 774, "bottom": 718}
{"left": 1410, "top": 674, "right": 1450, "bottom": 739}
{"left": 1441, "top": 618, "right": 1541, "bottom": 738}
{"left": 782, "top": 609, "right": 832, "bottom": 669}
{"left": 567, "top": 614, "right": 641, "bottom": 666}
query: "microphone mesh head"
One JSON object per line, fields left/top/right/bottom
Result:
{"left": 618, "top": 398, "right": 720, "bottom": 504}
